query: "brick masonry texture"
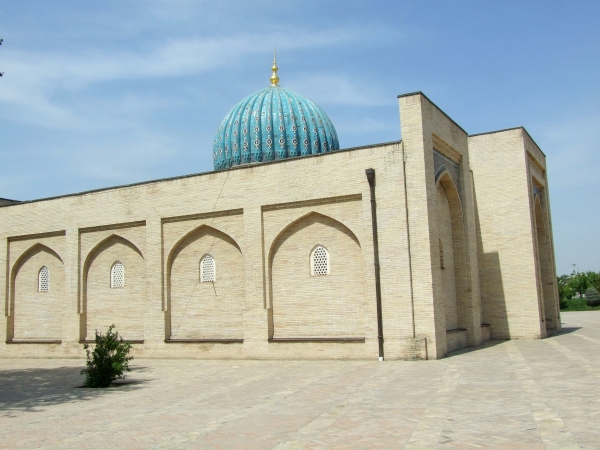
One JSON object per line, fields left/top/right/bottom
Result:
{"left": 0, "top": 93, "right": 559, "bottom": 359}
{"left": 469, "top": 127, "right": 560, "bottom": 340}
{"left": 271, "top": 212, "right": 365, "bottom": 339}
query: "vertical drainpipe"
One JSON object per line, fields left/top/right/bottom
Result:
{"left": 402, "top": 142, "right": 417, "bottom": 339}
{"left": 366, "top": 169, "right": 384, "bottom": 361}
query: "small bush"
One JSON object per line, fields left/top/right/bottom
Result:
{"left": 559, "top": 298, "right": 568, "bottom": 310}
{"left": 585, "top": 287, "right": 600, "bottom": 307}
{"left": 81, "top": 325, "right": 133, "bottom": 388}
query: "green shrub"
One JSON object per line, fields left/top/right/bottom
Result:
{"left": 585, "top": 287, "right": 600, "bottom": 307}
{"left": 559, "top": 298, "right": 568, "bottom": 310}
{"left": 557, "top": 275, "right": 574, "bottom": 302}
{"left": 558, "top": 275, "right": 573, "bottom": 309}
{"left": 81, "top": 325, "right": 133, "bottom": 388}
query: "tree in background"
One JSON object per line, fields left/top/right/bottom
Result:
{"left": 568, "top": 272, "right": 591, "bottom": 298}
{"left": 557, "top": 275, "right": 574, "bottom": 308}
{"left": 558, "top": 270, "right": 600, "bottom": 309}
{"left": 586, "top": 271, "right": 600, "bottom": 292}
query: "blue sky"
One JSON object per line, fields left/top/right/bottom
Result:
{"left": 0, "top": 0, "right": 598, "bottom": 275}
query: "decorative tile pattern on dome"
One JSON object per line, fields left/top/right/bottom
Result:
{"left": 213, "top": 86, "right": 340, "bottom": 170}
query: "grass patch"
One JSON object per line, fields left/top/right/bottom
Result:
{"left": 560, "top": 297, "right": 600, "bottom": 311}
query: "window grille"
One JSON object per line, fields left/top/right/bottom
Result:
{"left": 439, "top": 240, "right": 445, "bottom": 269}
{"left": 111, "top": 262, "right": 125, "bottom": 288}
{"left": 200, "top": 254, "right": 216, "bottom": 283}
{"left": 311, "top": 246, "right": 330, "bottom": 276}
{"left": 39, "top": 266, "right": 49, "bottom": 292}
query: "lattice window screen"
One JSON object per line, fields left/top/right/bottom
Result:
{"left": 200, "top": 255, "right": 216, "bottom": 283}
{"left": 111, "top": 262, "right": 125, "bottom": 288}
{"left": 311, "top": 246, "right": 330, "bottom": 276}
{"left": 39, "top": 266, "right": 49, "bottom": 292}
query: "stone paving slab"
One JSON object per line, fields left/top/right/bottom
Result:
{"left": 1, "top": 311, "right": 599, "bottom": 449}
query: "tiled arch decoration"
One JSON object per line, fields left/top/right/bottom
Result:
{"left": 434, "top": 149, "right": 460, "bottom": 193}
{"left": 532, "top": 182, "right": 542, "bottom": 200}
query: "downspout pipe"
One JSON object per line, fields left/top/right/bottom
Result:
{"left": 402, "top": 143, "right": 417, "bottom": 339}
{"left": 366, "top": 168, "right": 384, "bottom": 361}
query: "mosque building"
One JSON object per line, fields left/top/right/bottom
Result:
{"left": 0, "top": 56, "right": 560, "bottom": 360}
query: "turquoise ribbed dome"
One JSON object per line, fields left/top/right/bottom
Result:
{"left": 213, "top": 86, "right": 340, "bottom": 170}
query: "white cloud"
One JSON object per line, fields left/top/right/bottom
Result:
{"left": 0, "top": 27, "right": 368, "bottom": 127}
{"left": 2, "top": 126, "right": 182, "bottom": 201}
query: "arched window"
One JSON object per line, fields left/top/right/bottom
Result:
{"left": 111, "top": 261, "right": 125, "bottom": 288}
{"left": 311, "top": 245, "right": 330, "bottom": 276}
{"left": 38, "top": 266, "right": 49, "bottom": 292}
{"left": 439, "top": 239, "right": 445, "bottom": 270}
{"left": 200, "top": 254, "right": 216, "bottom": 283}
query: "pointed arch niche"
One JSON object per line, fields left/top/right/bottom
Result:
{"left": 9, "top": 243, "right": 64, "bottom": 341}
{"left": 82, "top": 235, "right": 146, "bottom": 341}
{"left": 435, "top": 172, "right": 471, "bottom": 353}
{"left": 269, "top": 212, "right": 365, "bottom": 339}
{"left": 533, "top": 195, "right": 558, "bottom": 332}
{"left": 166, "top": 225, "right": 244, "bottom": 340}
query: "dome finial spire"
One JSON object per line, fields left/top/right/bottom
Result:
{"left": 270, "top": 48, "right": 279, "bottom": 87}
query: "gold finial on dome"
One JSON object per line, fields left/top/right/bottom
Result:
{"left": 270, "top": 48, "right": 279, "bottom": 86}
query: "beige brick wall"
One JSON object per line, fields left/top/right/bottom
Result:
{"left": 12, "top": 245, "right": 64, "bottom": 340}
{"left": 7, "top": 234, "right": 66, "bottom": 342}
{"left": 84, "top": 234, "right": 146, "bottom": 341}
{"left": 270, "top": 212, "right": 365, "bottom": 338}
{"left": 436, "top": 183, "right": 458, "bottom": 331}
{"left": 533, "top": 199, "right": 558, "bottom": 329}
{"left": 0, "top": 95, "right": 556, "bottom": 359}
{"left": 168, "top": 226, "right": 244, "bottom": 339}
{"left": 525, "top": 133, "right": 560, "bottom": 332}
{"left": 399, "top": 93, "right": 483, "bottom": 357}
{"left": 446, "top": 329, "right": 467, "bottom": 353}
{"left": 469, "top": 128, "right": 556, "bottom": 339}
{"left": 1, "top": 144, "right": 403, "bottom": 359}
{"left": 398, "top": 95, "right": 441, "bottom": 357}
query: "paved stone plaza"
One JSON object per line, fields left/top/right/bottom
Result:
{"left": 0, "top": 311, "right": 599, "bottom": 449}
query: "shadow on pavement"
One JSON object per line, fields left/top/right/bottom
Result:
{"left": 445, "top": 339, "right": 508, "bottom": 358}
{"left": 556, "top": 326, "right": 581, "bottom": 335}
{"left": 446, "top": 327, "right": 584, "bottom": 359}
{"left": 0, "top": 365, "right": 148, "bottom": 416}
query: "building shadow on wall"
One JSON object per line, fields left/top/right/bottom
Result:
{"left": 0, "top": 365, "right": 148, "bottom": 416}
{"left": 472, "top": 187, "right": 510, "bottom": 339}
